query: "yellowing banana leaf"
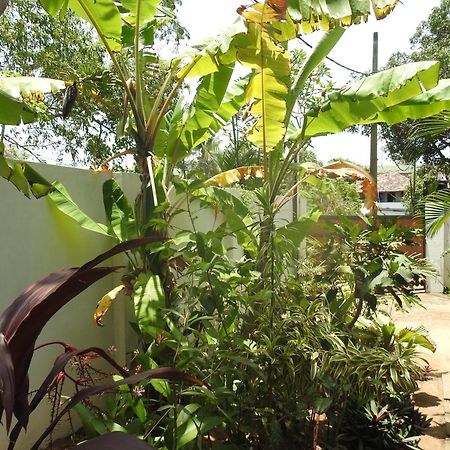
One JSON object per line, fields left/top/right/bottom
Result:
{"left": 205, "top": 166, "right": 264, "bottom": 187}
{"left": 312, "top": 161, "right": 377, "bottom": 215}
{"left": 206, "top": 161, "right": 375, "bottom": 213}
{"left": 94, "top": 285, "right": 125, "bottom": 327}
{"left": 240, "top": 1, "right": 297, "bottom": 42}
{"left": 241, "top": 1, "right": 287, "bottom": 23}
{"left": 288, "top": 0, "right": 400, "bottom": 33}
{"left": 0, "top": 76, "right": 65, "bottom": 125}
{"left": 304, "top": 61, "right": 440, "bottom": 137}
{"left": 237, "top": 23, "right": 290, "bottom": 151}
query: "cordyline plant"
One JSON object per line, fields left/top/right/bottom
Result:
{"left": 0, "top": 237, "right": 206, "bottom": 450}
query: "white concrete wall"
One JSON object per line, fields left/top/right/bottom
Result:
{"left": 426, "top": 218, "right": 450, "bottom": 293}
{"left": 0, "top": 163, "right": 140, "bottom": 450}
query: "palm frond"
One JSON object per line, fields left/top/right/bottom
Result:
{"left": 409, "top": 111, "right": 450, "bottom": 141}
{"left": 424, "top": 188, "right": 450, "bottom": 237}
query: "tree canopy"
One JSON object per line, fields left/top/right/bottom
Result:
{"left": 383, "top": 0, "right": 450, "bottom": 166}
{"left": 0, "top": 0, "right": 185, "bottom": 166}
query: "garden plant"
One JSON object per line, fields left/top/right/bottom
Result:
{"left": 0, "top": 0, "right": 448, "bottom": 448}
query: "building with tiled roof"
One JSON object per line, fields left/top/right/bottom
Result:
{"left": 377, "top": 171, "right": 410, "bottom": 203}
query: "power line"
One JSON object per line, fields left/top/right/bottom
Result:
{"left": 297, "top": 36, "right": 367, "bottom": 76}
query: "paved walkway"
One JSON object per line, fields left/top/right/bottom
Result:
{"left": 393, "top": 293, "right": 450, "bottom": 450}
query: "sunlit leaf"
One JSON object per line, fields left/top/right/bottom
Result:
{"left": 120, "top": 0, "right": 161, "bottom": 25}
{"left": 133, "top": 273, "right": 166, "bottom": 338}
{"left": 176, "top": 18, "right": 247, "bottom": 79}
{"left": 237, "top": 22, "right": 290, "bottom": 151}
{"left": 364, "top": 79, "right": 450, "bottom": 126}
{"left": 67, "top": 0, "right": 122, "bottom": 52}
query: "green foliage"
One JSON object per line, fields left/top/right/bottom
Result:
{"left": 0, "top": 1, "right": 437, "bottom": 448}
{"left": 337, "top": 396, "right": 430, "bottom": 450}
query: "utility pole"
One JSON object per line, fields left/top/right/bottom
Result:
{"left": 370, "top": 32, "right": 379, "bottom": 197}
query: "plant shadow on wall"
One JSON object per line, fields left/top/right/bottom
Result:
{"left": 0, "top": 0, "right": 448, "bottom": 448}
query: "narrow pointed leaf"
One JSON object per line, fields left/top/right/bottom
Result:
{"left": 0, "top": 334, "right": 14, "bottom": 431}
{"left": 0, "top": 237, "right": 161, "bottom": 429}
{"left": 70, "top": 432, "right": 157, "bottom": 449}
{"left": 286, "top": 27, "right": 345, "bottom": 127}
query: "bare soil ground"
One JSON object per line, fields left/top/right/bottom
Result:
{"left": 393, "top": 293, "right": 450, "bottom": 450}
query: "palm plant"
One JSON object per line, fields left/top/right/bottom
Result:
{"left": 409, "top": 111, "right": 450, "bottom": 235}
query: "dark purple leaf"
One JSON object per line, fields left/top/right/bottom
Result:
{"left": 0, "top": 333, "right": 14, "bottom": 431}
{"left": 0, "top": 237, "right": 164, "bottom": 433}
{"left": 69, "top": 432, "right": 156, "bottom": 449}
{"left": 32, "top": 367, "right": 207, "bottom": 450}
{"left": 79, "top": 236, "right": 165, "bottom": 271}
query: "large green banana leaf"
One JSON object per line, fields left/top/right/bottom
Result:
{"left": 304, "top": 61, "right": 440, "bottom": 137}
{"left": 155, "top": 69, "right": 250, "bottom": 163}
{"left": 360, "top": 79, "right": 450, "bottom": 126}
{"left": 0, "top": 76, "right": 65, "bottom": 125}
{"left": 39, "top": 0, "right": 122, "bottom": 51}
{"left": 288, "top": 0, "right": 400, "bottom": 33}
{"left": 121, "top": 0, "right": 161, "bottom": 25}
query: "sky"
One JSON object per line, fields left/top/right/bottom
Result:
{"left": 178, "top": 0, "right": 442, "bottom": 167}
